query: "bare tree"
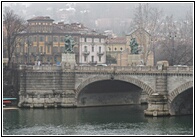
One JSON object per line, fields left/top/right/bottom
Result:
{"left": 133, "top": 3, "right": 163, "bottom": 35}
{"left": 131, "top": 3, "right": 163, "bottom": 65}
{"left": 3, "top": 7, "right": 26, "bottom": 68}
{"left": 155, "top": 9, "right": 193, "bottom": 66}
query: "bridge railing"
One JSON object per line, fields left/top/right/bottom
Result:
{"left": 75, "top": 66, "right": 193, "bottom": 74}
{"left": 167, "top": 66, "right": 193, "bottom": 72}
{"left": 75, "top": 66, "right": 159, "bottom": 73}
{"left": 19, "top": 65, "right": 62, "bottom": 71}
{"left": 19, "top": 65, "right": 193, "bottom": 74}
{"left": 75, "top": 66, "right": 114, "bottom": 72}
{"left": 115, "top": 66, "right": 158, "bottom": 72}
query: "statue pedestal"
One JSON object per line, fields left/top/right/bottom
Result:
{"left": 128, "top": 54, "right": 142, "bottom": 66}
{"left": 61, "top": 53, "right": 76, "bottom": 69}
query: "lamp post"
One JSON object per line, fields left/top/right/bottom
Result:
{"left": 26, "top": 35, "right": 32, "bottom": 65}
{"left": 151, "top": 38, "right": 155, "bottom": 66}
{"left": 27, "top": 38, "right": 30, "bottom": 64}
{"left": 169, "top": 32, "right": 176, "bottom": 66}
{"left": 151, "top": 38, "right": 157, "bottom": 66}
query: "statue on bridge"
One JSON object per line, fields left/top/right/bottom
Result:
{"left": 130, "top": 38, "right": 139, "bottom": 54}
{"left": 64, "top": 35, "right": 76, "bottom": 53}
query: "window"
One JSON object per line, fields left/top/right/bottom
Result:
{"left": 91, "top": 56, "right": 94, "bottom": 62}
{"left": 47, "top": 46, "right": 50, "bottom": 53}
{"left": 47, "top": 57, "right": 50, "bottom": 62}
{"left": 84, "top": 37, "right": 87, "bottom": 42}
{"left": 33, "top": 46, "right": 37, "bottom": 53}
{"left": 53, "top": 36, "right": 58, "bottom": 42}
{"left": 108, "top": 47, "right": 111, "bottom": 51}
{"left": 54, "top": 56, "right": 57, "bottom": 62}
{"left": 47, "top": 36, "right": 52, "bottom": 42}
{"left": 92, "top": 46, "right": 94, "bottom": 52}
{"left": 28, "top": 36, "right": 32, "bottom": 43}
{"left": 84, "top": 56, "right": 87, "bottom": 62}
{"left": 16, "top": 47, "right": 20, "bottom": 52}
{"left": 53, "top": 47, "right": 58, "bottom": 53}
{"left": 39, "top": 36, "right": 44, "bottom": 42}
{"left": 74, "top": 37, "right": 77, "bottom": 42}
{"left": 84, "top": 46, "right": 87, "bottom": 52}
{"left": 94, "top": 38, "right": 99, "bottom": 42}
{"left": 60, "top": 37, "right": 64, "bottom": 42}
{"left": 33, "top": 36, "right": 37, "bottom": 42}
{"left": 99, "top": 47, "right": 101, "bottom": 53}
{"left": 60, "top": 47, "right": 64, "bottom": 52}
{"left": 120, "top": 47, "right": 123, "bottom": 51}
{"left": 87, "top": 38, "right": 92, "bottom": 42}
{"left": 99, "top": 56, "right": 101, "bottom": 62}
{"left": 40, "top": 46, "right": 43, "bottom": 53}
{"left": 114, "top": 48, "right": 117, "bottom": 51}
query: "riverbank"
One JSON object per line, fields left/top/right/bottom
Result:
{"left": 3, "top": 106, "right": 19, "bottom": 110}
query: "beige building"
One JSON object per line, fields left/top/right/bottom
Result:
{"left": 106, "top": 36, "right": 128, "bottom": 65}
{"left": 106, "top": 28, "right": 154, "bottom": 66}
{"left": 126, "top": 27, "right": 154, "bottom": 66}
{"left": 11, "top": 16, "right": 107, "bottom": 65}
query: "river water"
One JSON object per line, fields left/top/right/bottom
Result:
{"left": 3, "top": 105, "right": 193, "bottom": 136}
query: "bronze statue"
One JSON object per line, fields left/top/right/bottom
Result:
{"left": 64, "top": 35, "right": 75, "bottom": 53}
{"left": 130, "top": 38, "right": 139, "bottom": 54}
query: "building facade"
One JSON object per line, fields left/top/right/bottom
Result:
{"left": 79, "top": 34, "right": 107, "bottom": 65}
{"left": 126, "top": 27, "right": 154, "bottom": 66}
{"left": 11, "top": 16, "right": 107, "bottom": 65}
{"left": 106, "top": 36, "right": 129, "bottom": 65}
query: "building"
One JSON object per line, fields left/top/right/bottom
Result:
{"left": 105, "top": 28, "right": 154, "bottom": 66}
{"left": 106, "top": 36, "right": 128, "bottom": 65}
{"left": 11, "top": 16, "right": 107, "bottom": 65}
{"left": 126, "top": 27, "right": 154, "bottom": 66}
{"left": 79, "top": 33, "right": 107, "bottom": 65}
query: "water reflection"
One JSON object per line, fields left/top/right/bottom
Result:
{"left": 3, "top": 105, "right": 193, "bottom": 135}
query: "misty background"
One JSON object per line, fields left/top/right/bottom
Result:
{"left": 3, "top": 2, "right": 193, "bottom": 35}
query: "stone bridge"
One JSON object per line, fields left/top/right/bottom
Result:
{"left": 18, "top": 65, "right": 193, "bottom": 116}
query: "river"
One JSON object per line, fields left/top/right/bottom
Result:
{"left": 3, "top": 105, "right": 193, "bottom": 136}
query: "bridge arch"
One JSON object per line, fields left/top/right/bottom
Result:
{"left": 75, "top": 75, "right": 155, "bottom": 99}
{"left": 168, "top": 81, "right": 193, "bottom": 103}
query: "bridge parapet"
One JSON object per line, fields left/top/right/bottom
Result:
{"left": 167, "top": 66, "right": 193, "bottom": 72}
{"left": 19, "top": 65, "right": 62, "bottom": 71}
{"left": 18, "top": 65, "right": 192, "bottom": 74}
{"left": 166, "top": 67, "right": 193, "bottom": 76}
{"left": 75, "top": 66, "right": 193, "bottom": 74}
{"left": 75, "top": 66, "right": 158, "bottom": 72}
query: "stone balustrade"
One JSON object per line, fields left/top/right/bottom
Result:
{"left": 19, "top": 65, "right": 193, "bottom": 74}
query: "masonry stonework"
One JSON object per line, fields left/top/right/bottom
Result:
{"left": 18, "top": 65, "right": 193, "bottom": 116}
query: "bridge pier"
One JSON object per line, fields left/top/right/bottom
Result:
{"left": 144, "top": 93, "right": 169, "bottom": 116}
{"left": 144, "top": 74, "right": 170, "bottom": 116}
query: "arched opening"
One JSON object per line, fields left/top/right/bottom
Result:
{"left": 170, "top": 87, "right": 193, "bottom": 115}
{"left": 77, "top": 80, "right": 144, "bottom": 107}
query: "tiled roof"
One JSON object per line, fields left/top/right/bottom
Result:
{"left": 27, "top": 16, "right": 54, "bottom": 21}
{"left": 127, "top": 27, "right": 150, "bottom": 36}
{"left": 107, "top": 37, "right": 126, "bottom": 44}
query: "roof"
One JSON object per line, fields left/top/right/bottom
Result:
{"left": 27, "top": 16, "right": 54, "bottom": 22}
{"left": 127, "top": 27, "right": 151, "bottom": 36}
{"left": 107, "top": 37, "right": 126, "bottom": 44}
